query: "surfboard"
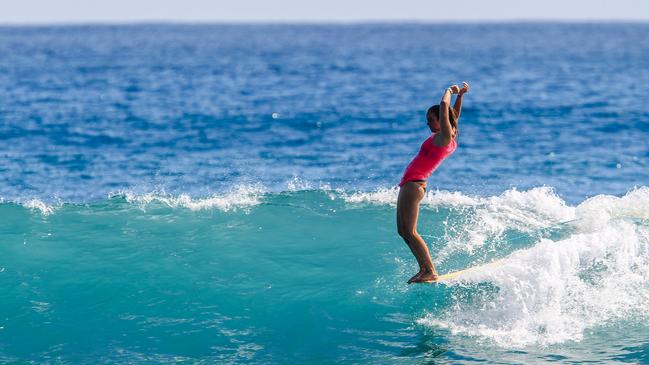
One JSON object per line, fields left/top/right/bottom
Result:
{"left": 433, "top": 259, "right": 504, "bottom": 282}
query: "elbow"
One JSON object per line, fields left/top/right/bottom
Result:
{"left": 439, "top": 100, "right": 449, "bottom": 107}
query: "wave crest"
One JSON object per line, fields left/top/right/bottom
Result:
{"left": 21, "top": 199, "right": 58, "bottom": 215}
{"left": 117, "top": 184, "right": 265, "bottom": 211}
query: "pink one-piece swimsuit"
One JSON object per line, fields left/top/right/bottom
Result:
{"left": 399, "top": 133, "right": 457, "bottom": 187}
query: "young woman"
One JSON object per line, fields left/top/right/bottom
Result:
{"left": 397, "top": 82, "right": 469, "bottom": 283}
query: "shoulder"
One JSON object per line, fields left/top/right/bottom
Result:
{"left": 432, "top": 133, "right": 453, "bottom": 148}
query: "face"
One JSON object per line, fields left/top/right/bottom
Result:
{"left": 427, "top": 114, "right": 441, "bottom": 133}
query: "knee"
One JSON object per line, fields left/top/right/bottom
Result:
{"left": 402, "top": 230, "right": 419, "bottom": 242}
{"left": 397, "top": 219, "right": 419, "bottom": 241}
{"left": 398, "top": 226, "right": 414, "bottom": 240}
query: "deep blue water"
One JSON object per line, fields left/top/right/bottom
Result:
{"left": 1, "top": 24, "right": 649, "bottom": 364}
{"left": 1, "top": 23, "right": 648, "bottom": 202}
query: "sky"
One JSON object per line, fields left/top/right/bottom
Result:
{"left": 2, "top": 0, "right": 649, "bottom": 23}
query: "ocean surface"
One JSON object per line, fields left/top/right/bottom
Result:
{"left": 1, "top": 23, "right": 649, "bottom": 363}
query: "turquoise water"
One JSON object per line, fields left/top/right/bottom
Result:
{"left": 2, "top": 187, "right": 649, "bottom": 363}
{"left": 1, "top": 23, "right": 649, "bottom": 363}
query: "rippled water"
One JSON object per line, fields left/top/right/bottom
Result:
{"left": 1, "top": 24, "right": 649, "bottom": 363}
{"left": 1, "top": 24, "right": 648, "bottom": 202}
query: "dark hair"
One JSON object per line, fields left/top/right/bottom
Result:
{"left": 426, "top": 105, "right": 458, "bottom": 135}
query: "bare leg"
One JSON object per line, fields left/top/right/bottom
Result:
{"left": 397, "top": 182, "right": 438, "bottom": 283}
{"left": 397, "top": 195, "right": 426, "bottom": 271}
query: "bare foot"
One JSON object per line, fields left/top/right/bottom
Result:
{"left": 407, "top": 267, "right": 428, "bottom": 284}
{"left": 407, "top": 272, "right": 422, "bottom": 284}
{"left": 411, "top": 269, "right": 438, "bottom": 283}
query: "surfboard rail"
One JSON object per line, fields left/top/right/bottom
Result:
{"left": 432, "top": 259, "right": 504, "bottom": 283}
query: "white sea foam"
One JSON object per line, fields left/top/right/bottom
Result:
{"left": 285, "top": 176, "right": 334, "bottom": 193}
{"left": 574, "top": 186, "right": 649, "bottom": 232}
{"left": 341, "top": 187, "right": 400, "bottom": 205}
{"left": 342, "top": 186, "right": 571, "bottom": 215}
{"left": 344, "top": 186, "right": 575, "bottom": 258}
{"left": 286, "top": 176, "right": 313, "bottom": 191}
{"left": 341, "top": 186, "right": 487, "bottom": 207}
{"left": 438, "top": 187, "right": 575, "bottom": 259}
{"left": 21, "top": 199, "right": 57, "bottom": 215}
{"left": 120, "top": 184, "right": 265, "bottom": 211}
{"left": 418, "top": 187, "right": 649, "bottom": 348}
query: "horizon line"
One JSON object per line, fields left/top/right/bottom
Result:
{"left": 1, "top": 18, "right": 648, "bottom": 27}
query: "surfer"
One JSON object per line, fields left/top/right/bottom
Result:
{"left": 397, "top": 82, "right": 469, "bottom": 283}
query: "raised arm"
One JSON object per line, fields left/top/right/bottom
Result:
{"left": 438, "top": 84, "right": 460, "bottom": 146}
{"left": 453, "top": 81, "right": 470, "bottom": 121}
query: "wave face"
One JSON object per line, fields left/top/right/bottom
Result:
{"left": 1, "top": 187, "right": 648, "bottom": 363}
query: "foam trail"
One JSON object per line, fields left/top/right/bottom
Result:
{"left": 418, "top": 188, "right": 649, "bottom": 348}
